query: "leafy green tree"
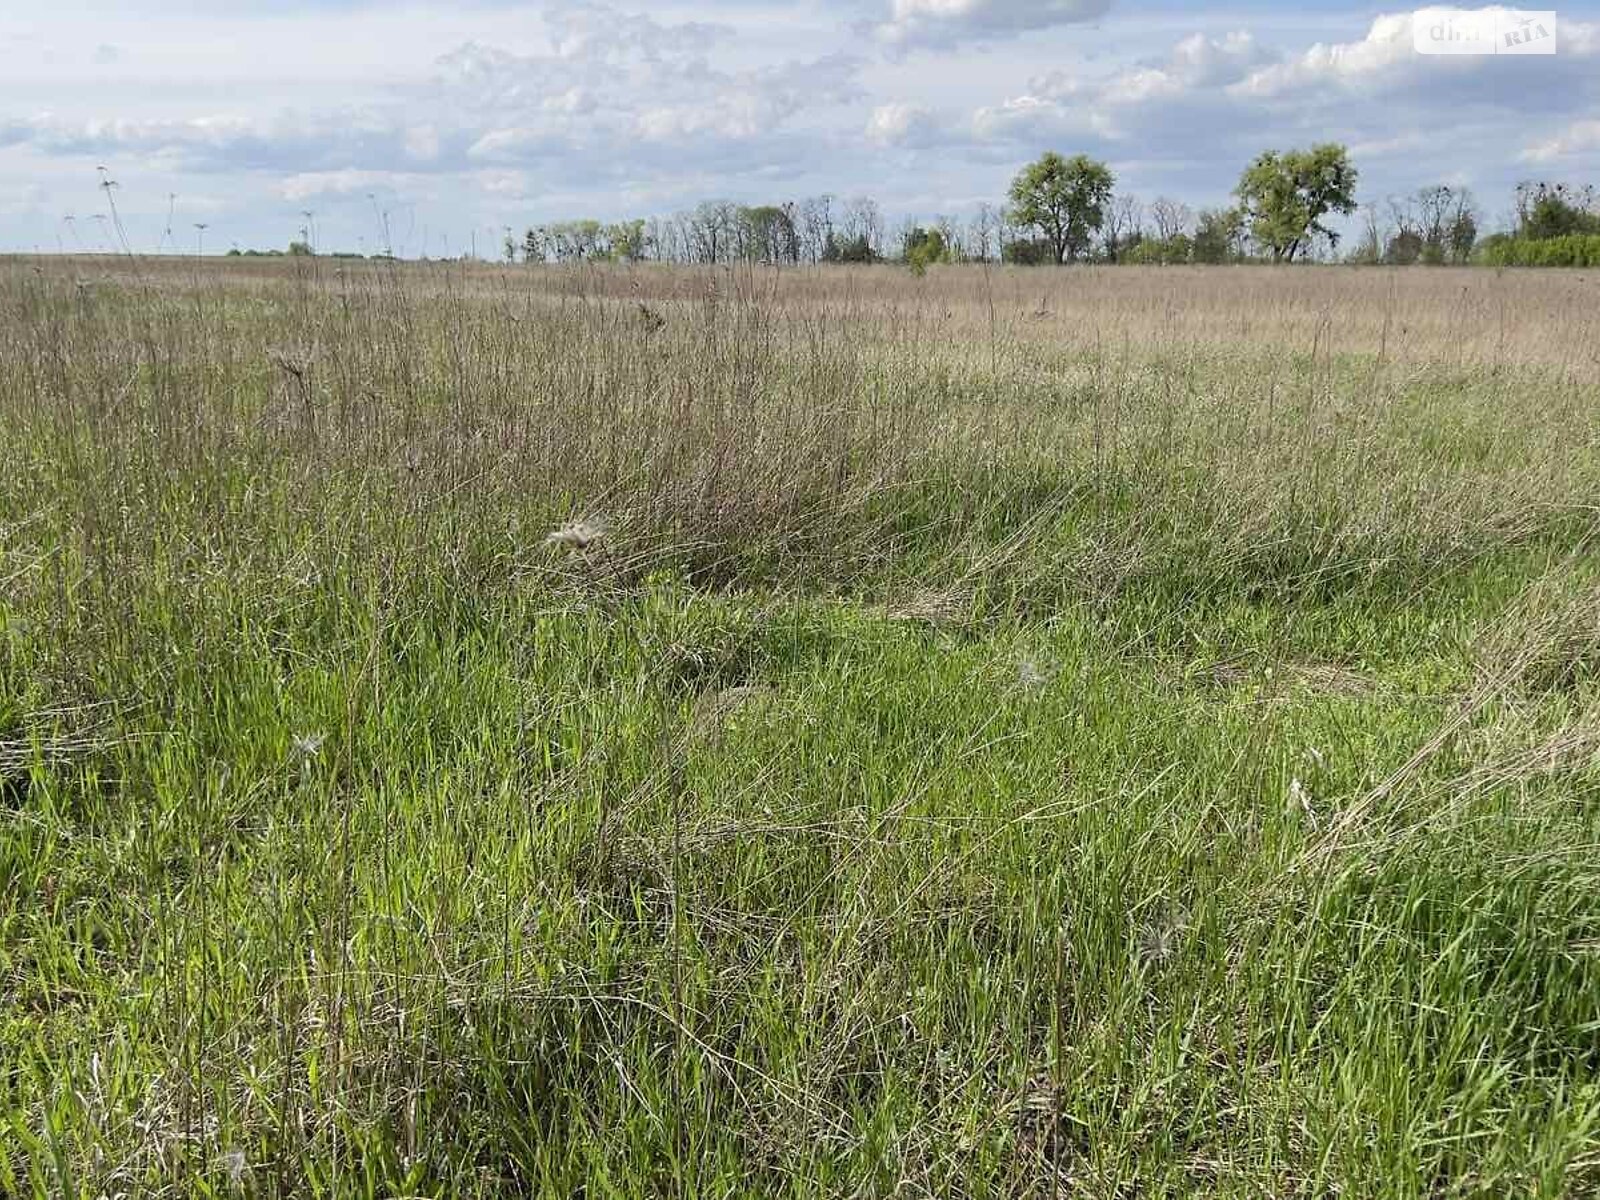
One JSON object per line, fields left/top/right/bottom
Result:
{"left": 902, "top": 226, "right": 950, "bottom": 276}
{"left": 1191, "top": 207, "right": 1245, "bottom": 264}
{"left": 545, "top": 219, "right": 604, "bottom": 261}
{"left": 1124, "top": 234, "right": 1192, "bottom": 265}
{"left": 1448, "top": 209, "right": 1478, "bottom": 264}
{"left": 1235, "top": 144, "right": 1358, "bottom": 262}
{"left": 1515, "top": 182, "right": 1600, "bottom": 240}
{"left": 1006, "top": 152, "right": 1115, "bottom": 264}
{"left": 607, "top": 219, "right": 649, "bottom": 262}
{"left": 736, "top": 206, "right": 799, "bottom": 264}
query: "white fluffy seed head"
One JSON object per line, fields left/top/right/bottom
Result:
{"left": 545, "top": 518, "right": 608, "bottom": 551}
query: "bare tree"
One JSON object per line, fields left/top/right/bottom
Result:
{"left": 798, "top": 194, "right": 833, "bottom": 264}
{"left": 968, "top": 203, "right": 999, "bottom": 262}
{"left": 895, "top": 215, "right": 921, "bottom": 262}
{"left": 1446, "top": 192, "right": 1479, "bottom": 263}
{"left": 1383, "top": 194, "right": 1423, "bottom": 264}
{"left": 1413, "top": 185, "right": 1477, "bottom": 262}
{"left": 1347, "top": 204, "right": 1387, "bottom": 264}
{"left": 841, "top": 196, "right": 883, "bottom": 259}
{"left": 1102, "top": 193, "right": 1143, "bottom": 262}
{"left": 687, "top": 201, "right": 738, "bottom": 263}
{"left": 1148, "top": 196, "right": 1193, "bottom": 241}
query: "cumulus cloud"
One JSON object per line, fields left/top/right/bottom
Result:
{"left": 1228, "top": 12, "right": 1416, "bottom": 97}
{"left": 871, "top": 0, "right": 1111, "bottom": 50}
{"left": 866, "top": 102, "right": 941, "bottom": 147}
{"left": 275, "top": 169, "right": 419, "bottom": 203}
{"left": 970, "top": 92, "right": 1109, "bottom": 143}
{"left": 1522, "top": 119, "right": 1600, "bottom": 163}
{"left": 1164, "top": 31, "right": 1276, "bottom": 87}
{"left": 1230, "top": 8, "right": 1598, "bottom": 98}
{"left": 1, "top": 5, "right": 864, "bottom": 188}
{"left": 541, "top": 1, "right": 733, "bottom": 63}
{"left": 464, "top": 125, "right": 563, "bottom": 164}
{"left": 0, "top": 110, "right": 427, "bottom": 174}
{"left": 427, "top": 31, "right": 861, "bottom": 157}
{"left": 971, "top": 31, "right": 1270, "bottom": 144}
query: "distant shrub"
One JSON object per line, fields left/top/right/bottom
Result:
{"left": 1516, "top": 184, "right": 1600, "bottom": 240}
{"left": 902, "top": 227, "right": 951, "bottom": 277}
{"left": 1124, "top": 235, "right": 1192, "bottom": 265}
{"left": 1191, "top": 207, "right": 1246, "bottom": 263}
{"left": 1001, "top": 238, "right": 1054, "bottom": 266}
{"left": 1385, "top": 231, "right": 1424, "bottom": 266}
{"left": 823, "top": 233, "right": 876, "bottom": 264}
{"left": 1479, "top": 234, "right": 1600, "bottom": 267}
{"left": 1474, "top": 233, "right": 1513, "bottom": 263}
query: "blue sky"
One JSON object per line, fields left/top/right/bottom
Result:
{"left": 2, "top": 0, "right": 1597, "bottom": 254}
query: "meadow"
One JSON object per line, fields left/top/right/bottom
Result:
{"left": 3, "top": 255, "right": 1600, "bottom": 1197}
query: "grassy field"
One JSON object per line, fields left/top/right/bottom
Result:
{"left": 3, "top": 255, "right": 1600, "bottom": 1197}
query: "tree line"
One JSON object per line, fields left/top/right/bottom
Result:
{"left": 505, "top": 197, "right": 894, "bottom": 268}
{"left": 494, "top": 149, "right": 1599, "bottom": 269}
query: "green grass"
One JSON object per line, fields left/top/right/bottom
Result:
{"left": 3, "top": 257, "right": 1600, "bottom": 1196}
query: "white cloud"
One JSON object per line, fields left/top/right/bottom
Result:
{"left": 542, "top": 2, "right": 733, "bottom": 62}
{"left": 466, "top": 128, "right": 558, "bottom": 163}
{"left": 404, "top": 124, "right": 441, "bottom": 163}
{"left": 970, "top": 92, "right": 1110, "bottom": 142}
{"left": 425, "top": 31, "right": 861, "bottom": 156}
{"left": 542, "top": 88, "right": 594, "bottom": 116}
{"left": 971, "top": 31, "right": 1268, "bottom": 142}
{"left": 872, "top": 0, "right": 1111, "bottom": 49}
{"left": 2, "top": 112, "right": 264, "bottom": 156}
{"left": 275, "top": 169, "right": 419, "bottom": 203}
{"left": 1229, "top": 12, "right": 1415, "bottom": 97}
{"left": 0, "top": 179, "right": 47, "bottom": 214}
{"left": 866, "top": 102, "right": 939, "bottom": 147}
{"left": 1231, "top": 8, "right": 1599, "bottom": 98}
{"left": 1, "top": 9, "right": 864, "bottom": 183}
{"left": 1165, "top": 31, "right": 1276, "bottom": 87}
{"left": 1522, "top": 119, "right": 1600, "bottom": 163}
{"left": 477, "top": 170, "right": 532, "bottom": 199}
